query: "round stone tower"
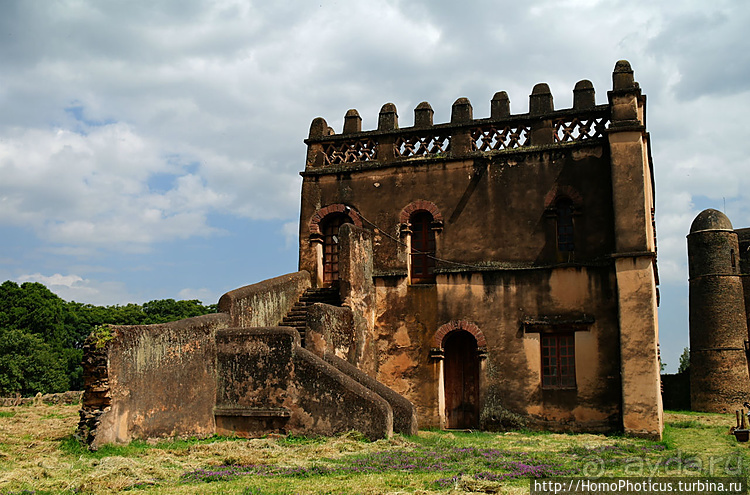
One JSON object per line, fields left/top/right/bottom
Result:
{"left": 688, "top": 209, "right": 750, "bottom": 412}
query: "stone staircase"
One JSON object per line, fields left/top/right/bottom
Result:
{"left": 280, "top": 287, "right": 340, "bottom": 347}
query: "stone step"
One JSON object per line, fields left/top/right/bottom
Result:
{"left": 299, "top": 296, "right": 339, "bottom": 303}
{"left": 278, "top": 288, "right": 342, "bottom": 349}
{"left": 281, "top": 317, "right": 305, "bottom": 324}
{"left": 284, "top": 318, "right": 306, "bottom": 324}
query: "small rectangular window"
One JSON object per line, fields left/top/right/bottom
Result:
{"left": 541, "top": 333, "right": 576, "bottom": 389}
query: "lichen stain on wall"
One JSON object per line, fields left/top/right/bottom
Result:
{"left": 130, "top": 333, "right": 202, "bottom": 374}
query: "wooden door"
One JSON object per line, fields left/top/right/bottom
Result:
{"left": 444, "top": 331, "right": 479, "bottom": 428}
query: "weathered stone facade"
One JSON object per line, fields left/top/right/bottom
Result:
{"left": 688, "top": 209, "right": 750, "bottom": 413}
{"left": 78, "top": 60, "right": 662, "bottom": 446}
{"left": 299, "top": 60, "right": 661, "bottom": 438}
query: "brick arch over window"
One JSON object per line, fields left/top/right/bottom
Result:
{"left": 399, "top": 200, "right": 443, "bottom": 225}
{"left": 544, "top": 186, "right": 583, "bottom": 209}
{"left": 432, "top": 320, "right": 487, "bottom": 349}
{"left": 309, "top": 204, "right": 363, "bottom": 235}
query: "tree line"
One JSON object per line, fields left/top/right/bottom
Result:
{"left": 0, "top": 280, "right": 217, "bottom": 397}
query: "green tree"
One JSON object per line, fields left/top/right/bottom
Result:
{"left": 0, "top": 280, "right": 217, "bottom": 396}
{"left": 0, "top": 281, "right": 68, "bottom": 345}
{"left": 142, "top": 298, "right": 216, "bottom": 323}
{"left": 678, "top": 347, "right": 690, "bottom": 374}
{"left": 0, "top": 327, "right": 68, "bottom": 396}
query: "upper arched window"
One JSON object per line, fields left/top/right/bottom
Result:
{"left": 321, "top": 213, "right": 353, "bottom": 285}
{"left": 410, "top": 211, "right": 436, "bottom": 283}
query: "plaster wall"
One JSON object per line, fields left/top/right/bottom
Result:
{"left": 614, "top": 256, "right": 662, "bottom": 438}
{"left": 372, "top": 266, "right": 622, "bottom": 432}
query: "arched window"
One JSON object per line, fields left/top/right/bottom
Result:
{"left": 410, "top": 211, "right": 436, "bottom": 283}
{"left": 321, "top": 213, "right": 353, "bottom": 285}
{"left": 555, "top": 198, "right": 575, "bottom": 253}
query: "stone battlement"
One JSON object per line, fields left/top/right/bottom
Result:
{"left": 305, "top": 60, "right": 642, "bottom": 170}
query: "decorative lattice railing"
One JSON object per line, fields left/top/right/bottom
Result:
{"left": 470, "top": 123, "right": 531, "bottom": 151}
{"left": 553, "top": 116, "right": 609, "bottom": 143}
{"left": 322, "top": 138, "right": 378, "bottom": 165}
{"left": 309, "top": 105, "right": 611, "bottom": 168}
{"left": 395, "top": 132, "right": 452, "bottom": 158}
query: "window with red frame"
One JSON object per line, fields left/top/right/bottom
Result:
{"left": 541, "top": 333, "right": 576, "bottom": 388}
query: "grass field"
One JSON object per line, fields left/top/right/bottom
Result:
{"left": 0, "top": 403, "right": 747, "bottom": 494}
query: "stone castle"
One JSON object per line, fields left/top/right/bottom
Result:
{"left": 78, "top": 60, "right": 663, "bottom": 448}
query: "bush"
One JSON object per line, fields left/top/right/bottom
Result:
{"left": 479, "top": 387, "right": 527, "bottom": 431}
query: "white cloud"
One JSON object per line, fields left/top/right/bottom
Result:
{"left": 0, "top": 120, "right": 302, "bottom": 251}
{"left": 282, "top": 220, "right": 299, "bottom": 250}
{"left": 177, "top": 287, "right": 217, "bottom": 304}
{"left": 0, "top": 0, "right": 748, "bottom": 364}
{"left": 16, "top": 272, "right": 135, "bottom": 305}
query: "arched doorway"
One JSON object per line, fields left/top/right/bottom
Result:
{"left": 321, "top": 213, "right": 353, "bottom": 285}
{"left": 443, "top": 330, "right": 480, "bottom": 428}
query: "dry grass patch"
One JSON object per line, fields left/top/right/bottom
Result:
{"left": 0, "top": 405, "right": 748, "bottom": 494}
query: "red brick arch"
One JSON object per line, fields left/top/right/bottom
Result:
{"left": 399, "top": 200, "right": 443, "bottom": 225}
{"left": 432, "top": 320, "right": 486, "bottom": 348}
{"left": 544, "top": 186, "right": 583, "bottom": 209}
{"left": 309, "top": 204, "right": 363, "bottom": 235}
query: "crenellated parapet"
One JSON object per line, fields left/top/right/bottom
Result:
{"left": 304, "top": 62, "right": 644, "bottom": 170}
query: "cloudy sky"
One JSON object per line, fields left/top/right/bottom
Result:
{"left": 1, "top": 0, "right": 748, "bottom": 371}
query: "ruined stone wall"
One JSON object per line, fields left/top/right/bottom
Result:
{"left": 218, "top": 271, "right": 311, "bottom": 328}
{"left": 305, "top": 303, "right": 356, "bottom": 362}
{"left": 322, "top": 352, "right": 418, "bottom": 435}
{"left": 79, "top": 313, "right": 230, "bottom": 448}
{"left": 292, "top": 346, "right": 392, "bottom": 440}
{"left": 661, "top": 372, "right": 690, "bottom": 411}
{"left": 215, "top": 327, "right": 393, "bottom": 440}
{"left": 337, "top": 224, "right": 378, "bottom": 373}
